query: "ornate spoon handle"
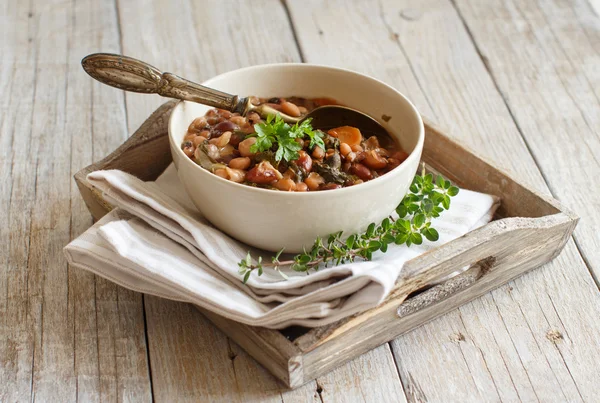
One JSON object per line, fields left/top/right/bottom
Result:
{"left": 81, "top": 53, "right": 248, "bottom": 114}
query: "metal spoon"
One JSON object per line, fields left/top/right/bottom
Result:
{"left": 81, "top": 53, "right": 389, "bottom": 136}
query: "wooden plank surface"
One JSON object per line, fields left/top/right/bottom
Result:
{"left": 286, "top": 0, "right": 600, "bottom": 401}
{"left": 1, "top": 0, "right": 599, "bottom": 402}
{"left": 0, "top": 0, "right": 152, "bottom": 401}
{"left": 452, "top": 0, "right": 600, "bottom": 286}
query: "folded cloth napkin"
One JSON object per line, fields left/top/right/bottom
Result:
{"left": 64, "top": 165, "right": 499, "bottom": 329}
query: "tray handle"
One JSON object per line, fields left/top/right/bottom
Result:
{"left": 391, "top": 213, "right": 575, "bottom": 317}
{"left": 396, "top": 257, "right": 494, "bottom": 318}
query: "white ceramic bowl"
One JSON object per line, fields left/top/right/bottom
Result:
{"left": 169, "top": 64, "right": 424, "bottom": 252}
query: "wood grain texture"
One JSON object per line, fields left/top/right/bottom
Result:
{"left": 0, "top": 0, "right": 38, "bottom": 400}
{"left": 3, "top": 0, "right": 599, "bottom": 401}
{"left": 0, "top": 0, "right": 152, "bottom": 401}
{"left": 114, "top": 0, "right": 409, "bottom": 401}
{"left": 452, "top": 0, "right": 600, "bottom": 286}
{"left": 286, "top": 0, "right": 600, "bottom": 400}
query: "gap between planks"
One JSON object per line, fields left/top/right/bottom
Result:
{"left": 448, "top": 0, "right": 600, "bottom": 292}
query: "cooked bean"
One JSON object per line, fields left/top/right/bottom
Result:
{"left": 247, "top": 112, "right": 261, "bottom": 124}
{"left": 220, "top": 154, "right": 235, "bottom": 165}
{"left": 239, "top": 137, "right": 257, "bottom": 157}
{"left": 280, "top": 101, "right": 301, "bottom": 117}
{"left": 363, "top": 136, "right": 380, "bottom": 150}
{"left": 387, "top": 158, "right": 402, "bottom": 170}
{"left": 218, "top": 109, "right": 233, "bottom": 119}
{"left": 246, "top": 161, "right": 283, "bottom": 184}
{"left": 295, "top": 182, "right": 308, "bottom": 192}
{"left": 312, "top": 146, "right": 325, "bottom": 159}
{"left": 210, "top": 131, "right": 232, "bottom": 147}
{"left": 346, "top": 151, "right": 357, "bottom": 162}
{"left": 189, "top": 117, "right": 207, "bottom": 132}
{"left": 320, "top": 183, "right": 341, "bottom": 191}
{"left": 211, "top": 120, "right": 238, "bottom": 137}
{"left": 350, "top": 163, "right": 372, "bottom": 181}
{"left": 229, "top": 157, "right": 251, "bottom": 170}
{"left": 214, "top": 168, "right": 228, "bottom": 179}
{"left": 363, "top": 150, "right": 387, "bottom": 169}
{"left": 193, "top": 136, "right": 207, "bottom": 146}
{"left": 228, "top": 132, "right": 244, "bottom": 147}
{"left": 377, "top": 148, "right": 390, "bottom": 157}
{"left": 225, "top": 167, "right": 246, "bottom": 183}
{"left": 274, "top": 178, "right": 296, "bottom": 191}
{"left": 350, "top": 144, "right": 363, "bottom": 152}
{"left": 239, "top": 123, "right": 256, "bottom": 134}
{"left": 305, "top": 172, "right": 325, "bottom": 191}
{"left": 219, "top": 144, "right": 235, "bottom": 158}
{"left": 392, "top": 150, "right": 409, "bottom": 162}
{"left": 296, "top": 150, "right": 313, "bottom": 173}
{"left": 182, "top": 141, "right": 195, "bottom": 157}
{"left": 230, "top": 116, "right": 247, "bottom": 126}
{"left": 340, "top": 142, "right": 352, "bottom": 157}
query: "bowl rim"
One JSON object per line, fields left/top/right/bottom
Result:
{"left": 168, "top": 63, "right": 425, "bottom": 198}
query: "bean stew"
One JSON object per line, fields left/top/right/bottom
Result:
{"left": 181, "top": 97, "right": 408, "bottom": 191}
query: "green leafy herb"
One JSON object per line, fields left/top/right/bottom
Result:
{"left": 248, "top": 114, "right": 324, "bottom": 162}
{"left": 291, "top": 118, "right": 325, "bottom": 151}
{"left": 238, "top": 167, "right": 460, "bottom": 283}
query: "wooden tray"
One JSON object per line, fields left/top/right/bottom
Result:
{"left": 75, "top": 101, "right": 578, "bottom": 388}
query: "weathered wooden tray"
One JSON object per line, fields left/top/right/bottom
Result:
{"left": 75, "top": 100, "right": 578, "bottom": 388}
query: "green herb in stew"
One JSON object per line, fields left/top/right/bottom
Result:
{"left": 248, "top": 114, "right": 325, "bottom": 162}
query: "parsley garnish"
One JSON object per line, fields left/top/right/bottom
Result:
{"left": 292, "top": 118, "right": 326, "bottom": 151}
{"left": 248, "top": 114, "right": 325, "bottom": 162}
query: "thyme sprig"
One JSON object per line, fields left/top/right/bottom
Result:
{"left": 238, "top": 167, "right": 459, "bottom": 284}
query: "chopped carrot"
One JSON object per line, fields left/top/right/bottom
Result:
{"left": 327, "top": 126, "right": 363, "bottom": 146}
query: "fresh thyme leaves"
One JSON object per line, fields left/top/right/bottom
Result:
{"left": 248, "top": 114, "right": 325, "bottom": 162}
{"left": 238, "top": 169, "right": 460, "bottom": 283}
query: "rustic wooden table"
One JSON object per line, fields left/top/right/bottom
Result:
{"left": 2, "top": 0, "right": 599, "bottom": 402}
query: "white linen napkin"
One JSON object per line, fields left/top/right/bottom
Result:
{"left": 64, "top": 165, "right": 499, "bottom": 329}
